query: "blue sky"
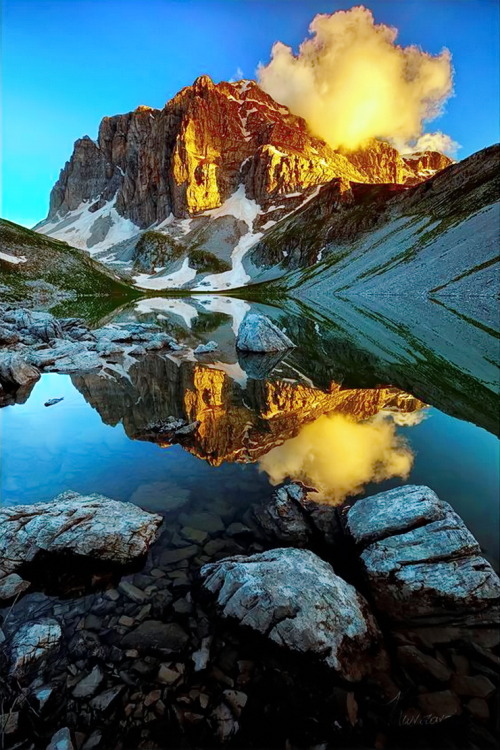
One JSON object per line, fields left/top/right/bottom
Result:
{"left": 2, "top": 0, "right": 499, "bottom": 227}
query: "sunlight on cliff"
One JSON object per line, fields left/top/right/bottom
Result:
{"left": 259, "top": 412, "right": 414, "bottom": 503}
{"left": 258, "top": 5, "right": 456, "bottom": 154}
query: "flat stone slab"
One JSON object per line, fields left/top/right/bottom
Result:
{"left": 346, "top": 485, "right": 500, "bottom": 624}
{"left": 201, "top": 547, "right": 382, "bottom": 681}
{"left": 0, "top": 491, "right": 162, "bottom": 600}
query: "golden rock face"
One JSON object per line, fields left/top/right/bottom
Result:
{"left": 178, "top": 365, "right": 425, "bottom": 467}
{"left": 47, "top": 76, "right": 451, "bottom": 228}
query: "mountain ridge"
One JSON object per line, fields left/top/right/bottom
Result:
{"left": 34, "top": 75, "right": 454, "bottom": 291}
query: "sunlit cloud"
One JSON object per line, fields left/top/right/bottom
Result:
{"left": 410, "top": 131, "right": 460, "bottom": 156}
{"left": 258, "top": 5, "right": 454, "bottom": 153}
{"left": 259, "top": 412, "right": 415, "bottom": 503}
{"left": 380, "top": 408, "right": 430, "bottom": 427}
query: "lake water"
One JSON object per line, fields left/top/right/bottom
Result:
{"left": 2, "top": 294, "right": 499, "bottom": 568}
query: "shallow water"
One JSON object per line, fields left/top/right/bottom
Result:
{"left": 2, "top": 294, "right": 499, "bottom": 567}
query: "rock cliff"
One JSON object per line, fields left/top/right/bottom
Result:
{"left": 35, "top": 76, "right": 452, "bottom": 291}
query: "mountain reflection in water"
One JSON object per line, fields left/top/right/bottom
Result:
{"left": 71, "top": 355, "right": 425, "bottom": 480}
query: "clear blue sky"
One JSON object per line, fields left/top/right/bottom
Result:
{"left": 2, "top": 0, "right": 499, "bottom": 227}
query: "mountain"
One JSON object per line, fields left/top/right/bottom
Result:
{"left": 245, "top": 144, "right": 500, "bottom": 312}
{"left": 35, "top": 75, "right": 452, "bottom": 292}
{"left": 0, "top": 219, "right": 138, "bottom": 307}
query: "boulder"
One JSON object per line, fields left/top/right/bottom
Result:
{"left": 253, "top": 483, "right": 314, "bottom": 544}
{"left": 346, "top": 485, "right": 500, "bottom": 624}
{"left": 201, "top": 547, "right": 381, "bottom": 681}
{"left": 10, "top": 619, "right": 62, "bottom": 678}
{"left": 0, "top": 491, "right": 162, "bottom": 600}
{"left": 194, "top": 341, "right": 219, "bottom": 355}
{"left": 1, "top": 308, "right": 62, "bottom": 343}
{"left": 0, "top": 351, "right": 40, "bottom": 388}
{"left": 253, "top": 482, "right": 339, "bottom": 546}
{"left": 236, "top": 313, "right": 295, "bottom": 353}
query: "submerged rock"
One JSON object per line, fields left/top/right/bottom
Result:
{"left": 201, "top": 547, "right": 381, "bottom": 681}
{"left": 0, "top": 491, "right": 162, "bottom": 600}
{"left": 236, "top": 313, "right": 295, "bottom": 353}
{"left": 46, "top": 727, "right": 74, "bottom": 750}
{"left": 346, "top": 485, "right": 500, "bottom": 624}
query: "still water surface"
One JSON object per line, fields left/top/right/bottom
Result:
{"left": 2, "top": 323, "right": 498, "bottom": 567}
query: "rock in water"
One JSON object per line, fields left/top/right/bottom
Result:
{"left": 201, "top": 547, "right": 381, "bottom": 681}
{"left": 46, "top": 727, "right": 74, "bottom": 750}
{"left": 0, "top": 351, "right": 40, "bottom": 388}
{"left": 0, "top": 491, "right": 162, "bottom": 600}
{"left": 346, "top": 485, "right": 500, "bottom": 624}
{"left": 236, "top": 314, "right": 295, "bottom": 353}
{"left": 194, "top": 341, "right": 219, "bottom": 355}
{"left": 44, "top": 397, "right": 64, "bottom": 407}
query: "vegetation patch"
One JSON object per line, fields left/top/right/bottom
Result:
{"left": 188, "top": 249, "right": 231, "bottom": 274}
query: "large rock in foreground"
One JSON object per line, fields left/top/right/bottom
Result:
{"left": 0, "top": 491, "right": 162, "bottom": 600}
{"left": 346, "top": 485, "right": 500, "bottom": 625}
{"left": 201, "top": 547, "right": 381, "bottom": 681}
{"left": 236, "top": 314, "right": 295, "bottom": 353}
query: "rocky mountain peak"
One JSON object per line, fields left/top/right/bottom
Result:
{"left": 37, "top": 76, "right": 455, "bottom": 291}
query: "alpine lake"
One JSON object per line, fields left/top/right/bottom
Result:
{"left": 1, "top": 291, "right": 498, "bottom": 750}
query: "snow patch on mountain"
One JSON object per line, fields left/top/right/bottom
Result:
{"left": 133, "top": 257, "right": 197, "bottom": 289}
{"left": 0, "top": 251, "right": 27, "bottom": 264}
{"left": 37, "top": 197, "right": 140, "bottom": 253}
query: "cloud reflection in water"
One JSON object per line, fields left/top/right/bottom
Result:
{"left": 259, "top": 411, "right": 425, "bottom": 503}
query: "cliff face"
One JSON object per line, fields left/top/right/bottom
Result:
{"left": 41, "top": 75, "right": 451, "bottom": 230}
{"left": 339, "top": 140, "right": 452, "bottom": 185}
{"left": 246, "top": 144, "right": 499, "bottom": 288}
{"left": 35, "top": 75, "right": 454, "bottom": 291}
{"left": 45, "top": 76, "right": 369, "bottom": 228}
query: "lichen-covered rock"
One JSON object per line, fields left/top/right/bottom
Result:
{"left": 236, "top": 313, "right": 295, "bottom": 353}
{"left": 346, "top": 485, "right": 500, "bottom": 624}
{"left": 201, "top": 547, "right": 382, "bottom": 681}
{"left": 0, "top": 351, "right": 40, "bottom": 388}
{"left": 0, "top": 491, "right": 162, "bottom": 600}
{"left": 9, "top": 619, "right": 62, "bottom": 678}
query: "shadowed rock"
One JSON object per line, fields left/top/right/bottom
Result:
{"left": 0, "top": 351, "right": 40, "bottom": 388}
{"left": 0, "top": 491, "right": 162, "bottom": 600}
{"left": 237, "top": 349, "right": 287, "bottom": 379}
{"left": 201, "top": 547, "right": 382, "bottom": 681}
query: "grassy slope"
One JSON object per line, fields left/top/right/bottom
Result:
{"left": 0, "top": 218, "right": 140, "bottom": 305}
